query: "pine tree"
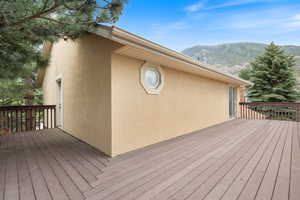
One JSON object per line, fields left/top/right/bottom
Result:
{"left": 0, "top": 0, "right": 127, "bottom": 79}
{"left": 0, "top": 0, "right": 126, "bottom": 106}
{"left": 0, "top": 62, "right": 43, "bottom": 106}
{"left": 238, "top": 65, "right": 252, "bottom": 81}
{"left": 247, "top": 42, "right": 299, "bottom": 102}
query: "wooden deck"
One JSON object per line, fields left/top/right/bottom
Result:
{"left": 0, "top": 119, "right": 299, "bottom": 200}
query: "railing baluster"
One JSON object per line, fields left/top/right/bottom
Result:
{"left": 43, "top": 109, "right": 45, "bottom": 129}
{"left": 238, "top": 102, "right": 300, "bottom": 122}
{"left": 7, "top": 110, "right": 9, "bottom": 133}
{"left": 26, "top": 109, "right": 28, "bottom": 131}
{"left": 0, "top": 110, "right": 4, "bottom": 133}
{"left": 20, "top": 110, "right": 22, "bottom": 132}
{"left": 38, "top": 109, "right": 41, "bottom": 130}
{"left": 50, "top": 108, "right": 53, "bottom": 128}
{"left": 15, "top": 110, "right": 18, "bottom": 133}
{"left": 0, "top": 111, "right": 2, "bottom": 132}
{"left": 5, "top": 110, "right": 6, "bottom": 131}
{"left": 10, "top": 110, "right": 12, "bottom": 133}
{"left": 2, "top": 110, "right": 4, "bottom": 132}
{"left": 0, "top": 105, "right": 56, "bottom": 134}
{"left": 54, "top": 108, "right": 56, "bottom": 128}
{"left": 33, "top": 108, "right": 36, "bottom": 130}
{"left": 46, "top": 108, "right": 49, "bottom": 129}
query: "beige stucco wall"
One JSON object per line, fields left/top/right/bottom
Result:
{"left": 43, "top": 33, "right": 242, "bottom": 157}
{"left": 111, "top": 53, "right": 241, "bottom": 156}
{"left": 42, "top": 33, "right": 120, "bottom": 155}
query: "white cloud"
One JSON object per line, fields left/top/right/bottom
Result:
{"left": 206, "top": 0, "right": 274, "bottom": 10}
{"left": 185, "top": 0, "right": 275, "bottom": 12}
{"left": 292, "top": 14, "right": 300, "bottom": 21}
{"left": 214, "top": 11, "right": 300, "bottom": 37}
{"left": 151, "top": 21, "right": 189, "bottom": 40}
{"left": 166, "top": 21, "right": 188, "bottom": 30}
{"left": 288, "top": 21, "right": 300, "bottom": 27}
{"left": 188, "top": 7, "right": 300, "bottom": 34}
{"left": 185, "top": 0, "right": 205, "bottom": 12}
{"left": 286, "top": 14, "right": 300, "bottom": 27}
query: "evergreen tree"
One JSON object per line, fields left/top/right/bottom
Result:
{"left": 247, "top": 42, "right": 299, "bottom": 102}
{"left": 0, "top": 62, "right": 42, "bottom": 106}
{"left": 238, "top": 65, "right": 252, "bottom": 81}
{"left": 0, "top": 0, "right": 127, "bottom": 79}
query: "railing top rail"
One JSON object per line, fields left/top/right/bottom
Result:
{"left": 0, "top": 105, "right": 56, "bottom": 110}
{"left": 239, "top": 102, "right": 300, "bottom": 106}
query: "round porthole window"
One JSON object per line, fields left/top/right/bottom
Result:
{"left": 145, "top": 68, "right": 160, "bottom": 89}
{"left": 140, "top": 63, "right": 165, "bottom": 95}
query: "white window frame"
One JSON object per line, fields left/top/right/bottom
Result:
{"left": 140, "top": 62, "right": 165, "bottom": 95}
{"left": 56, "top": 76, "right": 64, "bottom": 128}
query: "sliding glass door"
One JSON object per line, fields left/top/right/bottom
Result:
{"left": 229, "top": 86, "right": 237, "bottom": 119}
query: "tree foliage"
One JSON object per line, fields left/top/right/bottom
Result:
{"left": 0, "top": 62, "right": 43, "bottom": 106}
{"left": 247, "top": 42, "right": 299, "bottom": 102}
{"left": 0, "top": 0, "right": 126, "bottom": 106}
{"left": 0, "top": 0, "right": 127, "bottom": 79}
{"left": 238, "top": 65, "right": 252, "bottom": 81}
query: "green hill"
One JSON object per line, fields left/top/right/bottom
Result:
{"left": 181, "top": 42, "right": 300, "bottom": 78}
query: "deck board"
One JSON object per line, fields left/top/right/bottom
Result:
{"left": 86, "top": 121, "right": 264, "bottom": 197}
{"left": 290, "top": 122, "right": 300, "bottom": 200}
{"left": 23, "top": 132, "right": 53, "bottom": 200}
{"left": 168, "top": 121, "right": 274, "bottom": 200}
{"left": 148, "top": 122, "right": 273, "bottom": 200}
{"left": 34, "top": 131, "right": 84, "bottom": 200}
{"left": 17, "top": 133, "right": 35, "bottom": 200}
{"left": 272, "top": 121, "right": 292, "bottom": 200}
{"left": 202, "top": 121, "right": 279, "bottom": 200}
{"left": 0, "top": 119, "right": 299, "bottom": 200}
{"left": 255, "top": 121, "right": 287, "bottom": 200}
{"left": 233, "top": 121, "right": 283, "bottom": 200}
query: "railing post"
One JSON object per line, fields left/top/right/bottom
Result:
{"left": 239, "top": 102, "right": 300, "bottom": 122}
{"left": 298, "top": 106, "right": 300, "bottom": 122}
{"left": 0, "top": 105, "right": 57, "bottom": 134}
{"left": 54, "top": 107, "right": 56, "bottom": 128}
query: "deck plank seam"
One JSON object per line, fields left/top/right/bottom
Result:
{"left": 21, "top": 133, "right": 39, "bottom": 200}
{"left": 86, "top": 121, "right": 263, "bottom": 197}
{"left": 25, "top": 132, "right": 55, "bottom": 200}
{"left": 204, "top": 121, "right": 281, "bottom": 200}
{"left": 252, "top": 121, "right": 286, "bottom": 200}
{"left": 37, "top": 132, "right": 86, "bottom": 200}
{"left": 162, "top": 121, "right": 271, "bottom": 200}
{"left": 183, "top": 121, "right": 276, "bottom": 200}
{"left": 270, "top": 120, "right": 290, "bottom": 200}
{"left": 235, "top": 121, "right": 284, "bottom": 200}
{"left": 132, "top": 121, "right": 271, "bottom": 200}
{"left": 45, "top": 131, "right": 101, "bottom": 180}
{"left": 36, "top": 131, "right": 89, "bottom": 196}
{"left": 56, "top": 131, "right": 106, "bottom": 172}
{"left": 98, "top": 120, "right": 260, "bottom": 183}
{"left": 107, "top": 120, "right": 255, "bottom": 167}
{"left": 129, "top": 121, "right": 274, "bottom": 200}
{"left": 226, "top": 121, "right": 284, "bottom": 200}
{"left": 39, "top": 131, "right": 95, "bottom": 188}
{"left": 31, "top": 133, "right": 73, "bottom": 200}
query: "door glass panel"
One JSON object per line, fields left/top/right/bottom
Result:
{"left": 229, "top": 86, "right": 237, "bottom": 118}
{"left": 57, "top": 80, "right": 62, "bottom": 127}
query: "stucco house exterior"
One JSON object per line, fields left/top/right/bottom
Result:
{"left": 37, "top": 25, "right": 251, "bottom": 157}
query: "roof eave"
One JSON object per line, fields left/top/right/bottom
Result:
{"left": 109, "top": 26, "right": 251, "bottom": 86}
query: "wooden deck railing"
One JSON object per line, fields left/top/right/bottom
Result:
{"left": 239, "top": 102, "right": 300, "bottom": 122}
{"left": 0, "top": 105, "right": 56, "bottom": 134}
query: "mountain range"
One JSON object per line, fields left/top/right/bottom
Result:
{"left": 181, "top": 43, "right": 300, "bottom": 79}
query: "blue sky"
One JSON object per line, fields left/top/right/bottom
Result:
{"left": 113, "top": 0, "right": 300, "bottom": 51}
